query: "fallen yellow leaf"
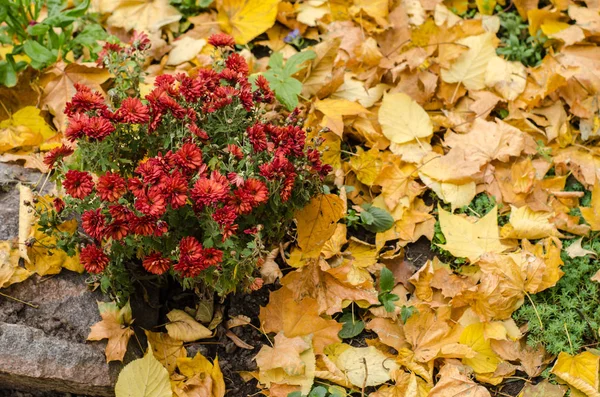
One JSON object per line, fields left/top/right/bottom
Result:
{"left": 551, "top": 351, "right": 600, "bottom": 397}
{"left": 217, "top": 0, "right": 280, "bottom": 45}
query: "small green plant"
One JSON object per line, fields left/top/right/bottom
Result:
{"left": 257, "top": 50, "right": 316, "bottom": 110}
{"left": 337, "top": 310, "right": 365, "bottom": 339}
{"left": 496, "top": 6, "right": 547, "bottom": 67}
{"left": 400, "top": 305, "right": 417, "bottom": 324}
{"left": 514, "top": 237, "right": 600, "bottom": 355}
{"left": 288, "top": 385, "right": 346, "bottom": 397}
{"left": 169, "top": 0, "right": 212, "bottom": 17}
{"left": 536, "top": 140, "right": 553, "bottom": 163}
{"left": 344, "top": 204, "right": 394, "bottom": 233}
{"left": 378, "top": 267, "right": 399, "bottom": 312}
{"left": 0, "top": 0, "right": 108, "bottom": 86}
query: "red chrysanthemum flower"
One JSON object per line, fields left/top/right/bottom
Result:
{"left": 212, "top": 205, "right": 237, "bottom": 227}
{"left": 249, "top": 277, "right": 264, "bottom": 291}
{"left": 135, "top": 188, "right": 167, "bottom": 217}
{"left": 114, "top": 97, "right": 150, "bottom": 124}
{"left": 246, "top": 124, "right": 268, "bottom": 152}
{"left": 105, "top": 219, "right": 129, "bottom": 240}
{"left": 227, "top": 172, "right": 244, "bottom": 187}
{"left": 175, "top": 236, "right": 206, "bottom": 278}
{"left": 131, "top": 30, "right": 151, "bottom": 51}
{"left": 108, "top": 205, "right": 133, "bottom": 222}
{"left": 208, "top": 33, "right": 236, "bottom": 48}
{"left": 202, "top": 248, "right": 223, "bottom": 267}
{"left": 97, "top": 172, "right": 127, "bottom": 202}
{"left": 226, "top": 144, "right": 244, "bottom": 159}
{"left": 82, "top": 208, "right": 107, "bottom": 240}
{"left": 65, "top": 113, "right": 89, "bottom": 142}
{"left": 97, "top": 42, "right": 122, "bottom": 65}
{"left": 80, "top": 244, "right": 110, "bottom": 274}
{"left": 253, "top": 75, "right": 275, "bottom": 104}
{"left": 53, "top": 198, "right": 65, "bottom": 214}
{"left": 84, "top": 116, "right": 115, "bottom": 141}
{"left": 65, "top": 83, "right": 107, "bottom": 116}
{"left": 127, "top": 177, "right": 144, "bottom": 197}
{"left": 174, "top": 143, "right": 203, "bottom": 173}
{"left": 190, "top": 171, "right": 230, "bottom": 207}
{"left": 231, "top": 178, "right": 268, "bottom": 214}
{"left": 281, "top": 173, "right": 296, "bottom": 202}
{"left": 131, "top": 215, "right": 158, "bottom": 236}
{"left": 164, "top": 170, "right": 188, "bottom": 209}
{"left": 43, "top": 145, "right": 74, "bottom": 169}
{"left": 187, "top": 123, "right": 208, "bottom": 140}
{"left": 142, "top": 252, "right": 171, "bottom": 275}
{"left": 225, "top": 53, "right": 249, "bottom": 76}
{"left": 63, "top": 170, "right": 94, "bottom": 199}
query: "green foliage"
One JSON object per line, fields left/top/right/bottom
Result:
{"left": 338, "top": 311, "right": 365, "bottom": 339}
{"left": 259, "top": 50, "right": 316, "bottom": 110}
{"left": 360, "top": 204, "right": 395, "bottom": 233}
{"left": 170, "top": 0, "right": 212, "bottom": 17}
{"left": 400, "top": 306, "right": 417, "bottom": 324}
{"left": 514, "top": 237, "right": 600, "bottom": 355}
{"left": 288, "top": 385, "right": 347, "bottom": 397}
{"left": 0, "top": 0, "right": 108, "bottom": 86}
{"left": 378, "top": 267, "right": 399, "bottom": 312}
{"left": 496, "top": 6, "right": 547, "bottom": 67}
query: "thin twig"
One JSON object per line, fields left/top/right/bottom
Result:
{"left": 0, "top": 291, "right": 38, "bottom": 308}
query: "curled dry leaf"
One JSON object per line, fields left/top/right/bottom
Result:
{"left": 166, "top": 309, "right": 213, "bottom": 342}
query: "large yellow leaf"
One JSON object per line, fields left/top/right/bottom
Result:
{"left": 335, "top": 346, "right": 398, "bottom": 387}
{"left": 0, "top": 107, "right": 54, "bottom": 153}
{"left": 295, "top": 194, "right": 345, "bottom": 258}
{"left": 551, "top": 351, "right": 600, "bottom": 397}
{"left": 459, "top": 323, "right": 502, "bottom": 374}
{"left": 255, "top": 332, "right": 315, "bottom": 394}
{"left": 175, "top": 353, "right": 226, "bottom": 397}
{"left": 500, "top": 205, "right": 563, "bottom": 240}
{"left": 580, "top": 183, "right": 600, "bottom": 231}
{"left": 217, "top": 0, "right": 280, "bottom": 45}
{"left": 429, "top": 363, "right": 491, "bottom": 396}
{"left": 437, "top": 205, "right": 509, "bottom": 262}
{"left": 379, "top": 92, "right": 433, "bottom": 145}
{"left": 145, "top": 331, "right": 186, "bottom": 374}
{"left": 107, "top": 0, "right": 182, "bottom": 33}
{"left": 0, "top": 241, "right": 31, "bottom": 289}
{"left": 165, "top": 309, "right": 212, "bottom": 342}
{"left": 348, "top": 147, "right": 382, "bottom": 186}
{"left": 313, "top": 98, "right": 368, "bottom": 137}
{"left": 259, "top": 287, "right": 342, "bottom": 354}
{"left": 115, "top": 346, "right": 172, "bottom": 397}
{"left": 87, "top": 301, "right": 134, "bottom": 362}
{"left": 441, "top": 33, "right": 497, "bottom": 91}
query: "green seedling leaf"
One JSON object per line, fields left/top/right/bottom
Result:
{"left": 379, "top": 267, "right": 395, "bottom": 293}
{"left": 361, "top": 205, "right": 394, "bottom": 233}
{"left": 338, "top": 312, "right": 365, "bottom": 339}
{"left": 401, "top": 306, "right": 417, "bottom": 324}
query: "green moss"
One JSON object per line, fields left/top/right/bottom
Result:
{"left": 514, "top": 238, "right": 600, "bottom": 355}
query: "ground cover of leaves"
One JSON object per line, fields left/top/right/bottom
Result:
{"left": 3, "top": 0, "right": 600, "bottom": 396}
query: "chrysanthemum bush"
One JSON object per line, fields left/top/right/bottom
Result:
{"left": 38, "top": 32, "right": 330, "bottom": 302}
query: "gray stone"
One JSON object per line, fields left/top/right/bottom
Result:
{"left": 0, "top": 272, "right": 120, "bottom": 395}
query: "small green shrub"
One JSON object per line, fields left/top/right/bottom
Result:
{"left": 496, "top": 6, "right": 547, "bottom": 67}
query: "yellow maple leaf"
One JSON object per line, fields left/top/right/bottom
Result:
{"left": 551, "top": 351, "right": 600, "bottom": 397}
{"left": 437, "top": 205, "right": 509, "bottom": 262}
{"left": 0, "top": 106, "right": 55, "bottom": 153}
{"left": 145, "top": 331, "right": 186, "bottom": 375}
{"left": 175, "top": 353, "right": 226, "bottom": 397}
{"left": 295, "top": 194, "right": 345, "bottom": 258}
{"left": 580, "top": 183, "right": 600, "bottom": 231}
{"left": 259, "top": 286, "right": 342, "bottom": 354}
{"left": 348, "top": 147, "right": 382, "bottom": 186}
{"left": 378, "top": 92, "right": 433, "bottom": 145}
{"left": 255, "top": 332, "right": 315, "bottom": 394}
{"left": 459, "top": 323, "right": 502, "bottom": 374}
{"left": 106, "top": 0, "right": 182, "bottom": 33}
{"left": 441, "top": 33, "right": 497, "bottom": 91}
{"left": 500, "top": 205, "right": 563, "bottom": 240}
{"left": 313, "top": 98, "right": 368, "bottom": 137}
{"left": 429, "top": 363, "right": 491, "bottom": 397}
{"left": 87, "top": 301, "right": 135, "bottom": 362}
{"left": 217, "top": 0, "right": 280, "bottom": 45}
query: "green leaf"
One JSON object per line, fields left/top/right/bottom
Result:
{"left": 338, "top": 312, "right": 365, "bottom": 339}
{"left": 268, "top": 52, "right": 284, "bottom": 72}
{"left": 0, "top": 58, "right": 17, "bottom": 87}
{"left": 360, "top": 210, "right": 375, "bottom": 225}
{"left": 73, "top": 24, "right": 107, "bottom": 48}
{"left": 379, "top": 267, "right": 395, "bottom": 293}
{"left": 283, "top": 50, "right": 316, "bottom": 76}
{"left": 308, "top": 387, "right": 328, "bottom": 397}
{"left": 328, "top": 386, "right": 347, "bottom": 397}
{"left": 269, "top": 76, "right": 302, "bottom": 110}
{"left": 400, "top": 306, "right": 417, "bottom": 324}
{"left": 361, "top": 206, "right": 394, "bottom": 233}
{"left": 23, "top": 40, "right": 56, "bottom": 69}
{"left": 287, "top": 392, "right": 302, "bottom": 397}
{"left": 380, "top": 293, "right": 399, "bottom": 313}
{"left": 26, "top": 23, "right": 50, "bottom": 36}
